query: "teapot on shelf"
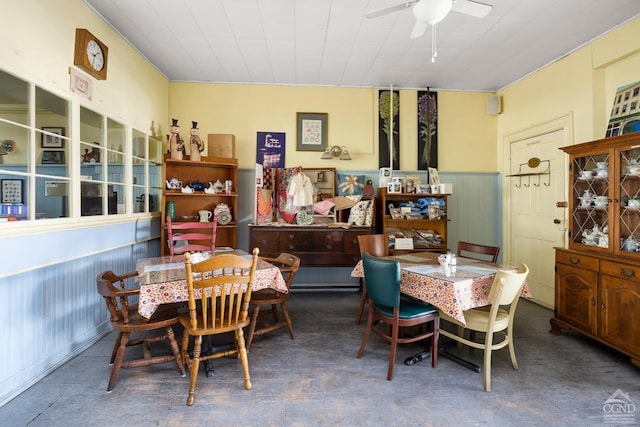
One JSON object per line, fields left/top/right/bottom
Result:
{"left": 180, "top": 185, "right": 194, "bottom": 194}
{"left": 204, "top": 184, "right": 217, "bottom": 194}
{"left": 211, "top": 180, "right": 225, "bottom": 193}
{"left": 165, "top": 177, "right": 182, "bottom": 190}
{"left": 579, "top": 190, "right": 594, "bottom": 207}
{"left": 188, "top": 180, "right": 206, "bottom": 192}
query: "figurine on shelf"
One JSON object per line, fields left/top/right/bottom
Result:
{"left": 167, "top": 118, "right": 184, "bottom": 160}
{"left": 189, "top": 121, "right": 204, "bottom": 162}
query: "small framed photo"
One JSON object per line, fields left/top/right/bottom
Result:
{"left": 296, "top": 112, "right": 327, "bottom": 152}
{"left": 42, "top": 150, "right": 65, "bottom": 164}
{"left": 41, "top": 127, "right": 65, "bottom": 148}
{"left": 428, "top": 167, "right": 440, "bottom": 184}
{"left": 1, "top": 179, "right": 24, "bottom": 203}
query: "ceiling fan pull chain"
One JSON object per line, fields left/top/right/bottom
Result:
{"left": 431, "top": 24, "right": 437, "bottom": 62}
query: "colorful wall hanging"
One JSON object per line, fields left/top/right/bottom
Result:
{"left": 417, "top": 89, "right": 438, "bottom": 170}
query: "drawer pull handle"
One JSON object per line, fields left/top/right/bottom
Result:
{"left": 261, "top": 239, "right": 268, "bottom": 245}
{"left": 620, "top": 268, "right": 635, "bottom": 278}
{"left": 569, "top": 257, "right": 580, "bottom": 265}
{"left": 289, "top": 244, "right": 294, "bottom": 250}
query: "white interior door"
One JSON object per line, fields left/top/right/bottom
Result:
{"left": 509, "top": 129, "right": 567, "bottom": 308}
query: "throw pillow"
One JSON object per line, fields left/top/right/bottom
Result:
{"left": 364, "top": 200, "right": 374, "bottom": 226}
{"left": 337, "top": 174, "right": 365, "bottom": 196}
{"left": 348, "top": 200, "right": 369, "bottom": 226}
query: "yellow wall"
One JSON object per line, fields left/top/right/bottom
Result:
{"left": 1, "top": 0, "right": 169, "bottom": 135}
{"left": 170, "top": 84, "right": 498, "bottom": 171}
{"left": 498, "top": 17, "right": 640, "bottom": 157}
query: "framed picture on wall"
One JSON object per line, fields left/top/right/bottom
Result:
{"left": 42, "top": 150, "right": 65, "bottom": 164}
{"left": 296, "top": 112, "right": 327, "bottom": 152}
{"left": 41, "top": 127, "right": 65, "bottom": 148}
{"left": 1, "top": 179, "right": 24, "bottom": 204}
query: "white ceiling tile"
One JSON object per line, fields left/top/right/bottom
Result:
{"left": 86, "top": 0, "right": 640, "bottom": 90}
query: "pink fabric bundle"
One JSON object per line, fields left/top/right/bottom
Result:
{"left": 313, "top": 199, "right": 335, "bottom": 216}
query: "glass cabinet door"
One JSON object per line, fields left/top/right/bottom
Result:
{"left": 571, "top": 152, "right": 610, "bottom": 249}
{"left": 618, "top": 147, "right": 640, "bottom": 254}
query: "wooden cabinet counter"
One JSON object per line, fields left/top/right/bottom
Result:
{"left": 249, "top": 225, "right": 371, "bottom": 267}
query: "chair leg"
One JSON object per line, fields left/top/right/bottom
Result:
{"left": 235, "top": 328, "right": 252, "bottom": 390}
{"left": 355, "top": 281, "right": 367, "bottom": 324}
{"left": 180, "top": 332, "right": 190, "bottom": 369}
{"left": 165, "top": 326, "right": 186, "bottom": 376}
{"left": 246, "top": 305, "right": 261, "bottom": 350}
{"left": 387, "top": 322, "right": 400, "bottom": 381}
{"left": 280, "top": 302, "right": 295, "bottom": 339}
{"left": 109, "top": 332, "right": 124, "bottom": 365}
{"left": 507, "top": 330, "right": 519, "bottom": 370}
{"left": 483, "top": 333, "right": 494, "bottom": 392}
{"left": 270, "top": 304, "right": 280, "bottom": 323}
{"left": 107, "top": 332, "right": 130, "bottom": 391}
{"left": 357, "top": 304, "right": 374, "bottom": 358}
{"left": 186, "top": 336, "right": 202, "bottom": 406}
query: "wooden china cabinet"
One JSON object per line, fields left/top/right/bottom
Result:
{"left": 551, "top": 133, "right": 640, "bottom": 368}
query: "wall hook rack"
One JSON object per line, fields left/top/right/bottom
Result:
{"left": 507, "top": 157, "right": 551, "bottom": 188}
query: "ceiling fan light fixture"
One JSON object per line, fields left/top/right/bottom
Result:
{"left": 414, "top": 0, "right": 453, "bottom": 25}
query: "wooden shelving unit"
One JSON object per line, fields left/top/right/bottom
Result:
{"left": 161, "top": 156, "right": 238, "bottom": 255}
{"left": 377, "top": 188, "right": 448, "bottom": 253}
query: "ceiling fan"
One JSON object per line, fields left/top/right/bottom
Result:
{"left": 366, "top": 0, "right": 493, "bottom": 39}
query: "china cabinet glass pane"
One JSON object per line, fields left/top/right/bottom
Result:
{"left": 619, "top": 147, "right": 640, "bottom": 253}
{"left": 571, "top": 153, "right": 610, "bottom": 248}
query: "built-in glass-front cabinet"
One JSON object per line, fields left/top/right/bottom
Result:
{"left": 0, "top": 68, "right": 162, "bottom": 222}
{"left": 564, "top": 132, "right": 640, "bottom": 257}
{"left": 553, "top": 133, "right": 640, "bottom": 367}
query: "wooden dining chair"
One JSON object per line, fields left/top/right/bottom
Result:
{"left": 457, "top": 241, "right": 500, "bottom": 263}
{"left": 355, "top": 233, "right": 389, "bottom": 324}
{"left": 357, "top": 252, "right": 439, "bottom": 381}
{"left": 96, "top": 270, "right": 185, "bottom": 391}
{"left": 438, "top": 263, "right": 529, "bottom": 392}
{"left": 246, "top": 253, "right": 300, "bottom": 350}
{"left": 180, "top": 248, "right": 259, "bottom": 406}
{"left": 166, "top": 215, "right": 218, "bottom": 256}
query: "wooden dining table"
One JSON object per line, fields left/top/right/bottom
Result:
{"left": 350, "top": 251, "right": 532, "bottom": 326}
{"left": 135, "top": 248, "right": 288, "bottom": 319}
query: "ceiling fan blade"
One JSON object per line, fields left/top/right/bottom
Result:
{"left": 410, "top": 20, "right": 428, "bottom": 39}
{"left": 365, "top": 1, "right": 418, "bottom": 19}
{"left": 452, "top": 0, "right": 492, "bottom": 18}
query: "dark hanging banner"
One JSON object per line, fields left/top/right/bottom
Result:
{"left": 378, "top": 90, "right": 400, "bottom": 170}
{"left": 417, "top": 89, "right": 438, "bottom": 170}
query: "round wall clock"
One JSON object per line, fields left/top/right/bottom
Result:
{"left": 73, "top": 28, "right": 109, "bottom": 80}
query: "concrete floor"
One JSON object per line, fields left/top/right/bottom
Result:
{"left": 1, "top": 291, "right": 638, "bottom": 426}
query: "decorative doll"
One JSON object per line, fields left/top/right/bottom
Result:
{"left": 189, "top": 121, "right": 204, "bottom": 161}
{"left": 167, "top": 118, "right": 184, "bottom": 160}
